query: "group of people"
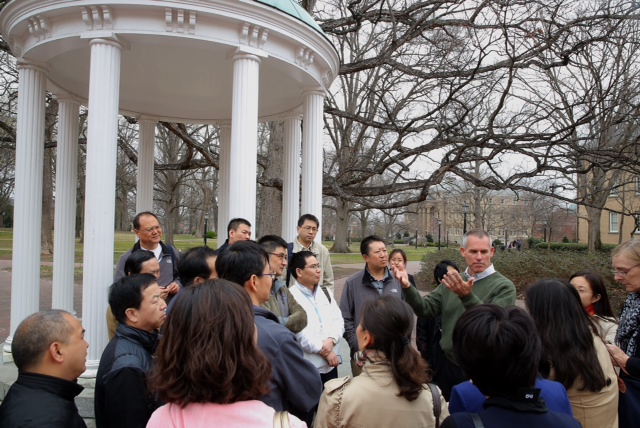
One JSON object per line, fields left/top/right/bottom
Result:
{"left": 1, "top": 212, "right": 640, "bottom": 428}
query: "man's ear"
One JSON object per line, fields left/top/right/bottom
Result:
{"left": 193, "top": 276, "right": 206, "bottom": 285}
{"left": 246, "top": 275, "right": 259, "bottom": 294}
{"left": 49, "top": 342, "right": 64, "bottom": 363}
{"left": 125, "top": 308, "right": 138, "bottom": 324}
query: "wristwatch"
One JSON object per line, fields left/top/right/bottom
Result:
{"left": 330, "top": 337, "right": 338, "bottom": 346}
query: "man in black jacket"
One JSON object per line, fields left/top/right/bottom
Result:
{"left": 95, "top": 274, "right": 167, "bottom": 428}
{"left": 0, "top": 309, "right": 89, "bottom": 427}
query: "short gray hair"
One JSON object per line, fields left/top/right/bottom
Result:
{"left": 12, "top": 309, "right": 73, "bottom": 371}
{"left": 462, "top": 230, "right": 492, "bottom": 248}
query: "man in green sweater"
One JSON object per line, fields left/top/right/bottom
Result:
{"left": 394, "top": 230, "right": 516, "bottom": 400}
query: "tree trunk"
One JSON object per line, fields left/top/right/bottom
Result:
{"left": 257, "top": 121, "right": 284, "bottom": 237}
{"left": 329, "top": 197, "right": 351, "bottom": 252}
{"left": 585, "top": 205, "right": 602, "bottom": 252}
{"left": 41, "top": 146, "right": 54, "bottom": 254}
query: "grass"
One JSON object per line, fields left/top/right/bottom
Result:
{"left": 0, "top": 229, "right": 437, "bottom": 280}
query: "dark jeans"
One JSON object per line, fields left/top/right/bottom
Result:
{"left": 431, "top": 355, "right": 468, "bottom": 401}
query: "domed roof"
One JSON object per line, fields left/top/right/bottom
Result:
{"left": 254, "top": 0, "right": 324, "bottom": 34}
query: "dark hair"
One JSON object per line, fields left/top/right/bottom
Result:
{"left": 297, "top": 214, "right": 319, "bottom": 228}
{"left": 569, "top": 270, "right": 617, "bottom": 319}
{"left": 12, "top": 309, "right": 73, "bottom": 371}
{"left": 226, "top": 218, "right": 251, "bottom": 235}
{"left": 124, "top": 250, "right": 156, "bottom": 276}
{"left": 257, "top": 235, "right": 288, "bottom": 253}
{"left": 132, "top": 211, "right": 159, "bottom": 230}
{"left": 434, "top": 260, "right": 459, "bottom": 284}
{"left": 524, "top": 279, "right": 607, "bottom": 392}
{"left": 389, "top": 249, "right": 407, "bottom": 264}
{"left": 289, "top": 251, "right": 315, "bottom": 280}
{"left": 216, "top": 240, "right": 268, "bottom": 287}
{"left": 109, "top": 274, "right": 158, "bottom": 323}
{"left": 178, "top": 246, "right": 218, "bottom": 286}
{"left": 453, "top": 305, "right": 540, "bottom": 397}
{"left": 360, "top": 296, "right": 428, "bottom": 401}
{"left": 150, "top": 279, "right": 271, "bottom": 406}
{"left": 360, "top": 235, "right": 385, "bottom": 256}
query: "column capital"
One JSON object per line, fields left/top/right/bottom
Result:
{"left": 51, "top": 92, "right": 83, "bottom": 106}
{"left": 82, "top": 34, "right": 128, "bottom": 51}
{"left": 301, "top": 86, "right": 326, "bottom": 97}
{"left": 230, "top": 47, "right": 264, "bottom": 63}
{"left": 138, "top": 116, "right": 158, "bottom": 124}
{"left": 16, "top": 59, "right": 49, "bottom": 74}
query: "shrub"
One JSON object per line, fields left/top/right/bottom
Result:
{"left": 206, "top": 231, "right": 216, "bottom": 239}
{"left": 533, "top": 242, "right": 588, "bottom": 251}
{"left": 417, "top": 248, "right": 627, "bottom": 316}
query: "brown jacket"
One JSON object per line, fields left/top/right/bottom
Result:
{"left": 315, "top": 351, "right": 449, "bottom": 428}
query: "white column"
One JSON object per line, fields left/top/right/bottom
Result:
{"left": 4, "top": 61, "right": 48, "bottom": 352}
{"left": 228, "top": 51, "right": 261, "bottom": 231}
{"left": 282, "top": 115, "right": 302, "bottom": 242}
{"left": 82, "top": 38, "right": 122, "bottom": 376}
{"left": 301, "top": 88, "right": 325, "bottom": 242}
{"left": 52, "top": 96, "right": 81, "bottom": 314}
{"left": 136, "top": 119, "right": 155, "bottom": 213}
{"left": 217, "top": 123, "right": 231, "bottom": 247}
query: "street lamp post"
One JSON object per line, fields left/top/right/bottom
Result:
{"left": 438, "top": 218, "right": 442, "bottom": 251}
{"left": 204, "top": 214, "right": 209, "bottom": 247}
{"left": 542, "top": 219, "right": 547, "bottom": 242}
{"left": 463, "top": 203, "right": 469, "bottom": 235}
{"left": 415, "top": 228, "right": 418, "bottom": 249}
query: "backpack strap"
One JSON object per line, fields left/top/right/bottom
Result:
{"left": 321, "top": 285, "right": 332, "bottom": 303}
{"left": 286, "top": 242, "right": 294, "bottom": 286}
{"left": 471, "top": 413, "right": 485, "bottom": 428}
{"left": 427, "top": 383, "right": 441, "bottom": 428}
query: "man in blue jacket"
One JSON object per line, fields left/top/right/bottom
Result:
{"left": 216, "top": 240, "right": 322, "bottom": 425}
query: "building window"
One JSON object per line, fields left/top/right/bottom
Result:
{"left": 610, "top": 212, "right": 619, "bottom": 233}
{"left": 610, "top": 179, "right": 619, "bottom": 197}
{"left": 635, "top": 214, "right": 640, "bottom": 234}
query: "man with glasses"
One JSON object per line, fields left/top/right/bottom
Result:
{"left": 288, "top": 214, "right": 334, "bottom": 295}
{"left": 216, "top": 241, "right": 321, "bottom": 425}
{"left": 114, "top": 212, "right": 181, "bottom": 302}
{"left": 258, "top": 235, "right": 308, "bottom": 333}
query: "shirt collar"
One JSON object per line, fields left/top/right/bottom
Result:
{"left": 296, "top": 237, "right": 315, "bottom": 252}
{"left": 465, "top": 264, "right": 496, "bottom": 281}
{"left": 294, "top": 280, "right": 317, "bottom": 297}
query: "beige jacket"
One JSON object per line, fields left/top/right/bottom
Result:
{"left": 551, "top": 333, "right": 619, "bottom": 428}
{"left": 315, "top": 351, "right": 449, "bottom": 428}
{"left": 593, "top": 315, "right": 618, "bottom": 345}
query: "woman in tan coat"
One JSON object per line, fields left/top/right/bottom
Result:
{"left": 315, "top": 296, "right": 448, "bottom": 428}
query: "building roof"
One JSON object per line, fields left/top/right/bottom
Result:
{"left": 254, "top": 0, "right": 324, "bottom": 34}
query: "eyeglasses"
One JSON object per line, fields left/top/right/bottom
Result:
{"left": 611, "top": 262, "right": 640, "bottom": 277}
{"left": 269, "top": 252, "right": 288, "bottom": 261}
{"left": 138, "top": 225, "right": 162, "bottom": 233}
{"left": 260, "top": 272, "right": 278, "bottom": 280}
{"left": 305, "top": 264, "right": 322, "bottom": 270}
{"left": 300, "top": 226, "right": 318, "bottom": 233}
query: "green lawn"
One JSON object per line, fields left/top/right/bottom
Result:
{"left": 0, "top": 228, "right": 435, "bottom": 268}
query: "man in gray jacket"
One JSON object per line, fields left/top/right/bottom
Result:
{"left": 258, "top": 235, "right": 307, "bottom": 333}
{"left": 339, "top": 235, "right": 404, "bottom": 376}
